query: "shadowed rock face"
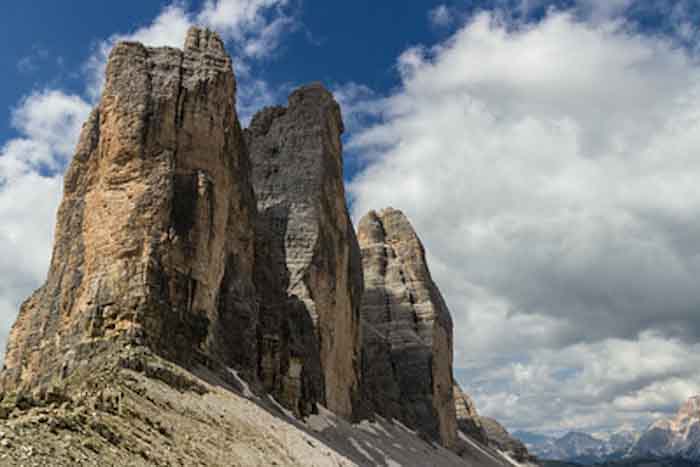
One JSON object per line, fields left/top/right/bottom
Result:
{"left": 1, "top": 27, "right": 259, "bottom": 393}
{"left": 481, "top": 417, "right": 538, "bottom": 464}
{"left": 357, "top": 208, "right": 457, "bottom": 448}
{"left": 454, "top": 384, "right": 489, "bottom": 445}
{"left": 245, "top": 84, "right": 363, "bottom": 419}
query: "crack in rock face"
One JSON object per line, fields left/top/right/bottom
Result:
{"left": 246, "top": 83, "right": 363, "bottom": 419}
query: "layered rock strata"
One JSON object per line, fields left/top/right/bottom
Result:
{"left": 245, "top": 85, "right": 363, "bottom": 419}
{"left": 357, "top": 208, "right": 457, "bottom": 448}
{"left": 0, "top": 24, "right": 531, "bottom": 467}
{"left": 454, "top": 384, "right": 489, "bottom": 445}
{"left": 1, "top": 28, "right": 262, "bottom": 395}
{"left": 481, "top": 417, "right": 538, "bottom": 464}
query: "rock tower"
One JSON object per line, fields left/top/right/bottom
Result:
{"left": 357, "top": 207, "right": 457, "bottom": 448}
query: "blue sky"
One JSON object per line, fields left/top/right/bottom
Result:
{"left": 3, "top": 0, "right": 700, "bottom": 438}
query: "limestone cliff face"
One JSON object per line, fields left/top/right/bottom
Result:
{"left": 245, "top": 85, "right": 363, "bottom": 419}
{"left": 454, "top": 384, "right": 489, "bottom": 445}
{"left": 0, "top": 25, "right": 514, "bottom": 465}
{"left": 1, "top": 28, "right": 259, "bottom": 393}
{"left": 481, "top": 417, "right": 538, "bottom": 464}
{"left": 357, "top": 208, "right": 457, "bottom": 448}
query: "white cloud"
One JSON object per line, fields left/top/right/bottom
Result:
{"left": 429, "top": 5, "right": 452, "bottom": 27}
{"left": 85, "top": 0, "right": 293, "bottom": 100}
{"left": 16, "top": 47, "right": 49, "bottom": 74}
{"left": 198, "top": 0, "right": 293, "bottom": 57}
{"left": 464, "top": 332, "right": 700, "bottom": 434}
{"left": 0, "top": 90, "right": 91, "bottom": 357}
{"left": 517, "top": 0, "right": 633, "bottom": 20}
{"left": 348, "top": 9, "right": 700, "bottom": 433}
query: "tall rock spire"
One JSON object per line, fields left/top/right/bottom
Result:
{"left": 357, "top": 207, "right": 458, "bottom": 448}
{"left": 246, "top": 83, "right": 363, "bottom": 419}
{"left": 0, "top": 25, "right": 524, "bottom": 467}
{"left": 1, "top": 27, "right": 259, "bottom": 392}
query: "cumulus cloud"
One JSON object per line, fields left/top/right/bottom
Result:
{"left": 85, "top": 0, "right": 294, "bottom": 115}
{"left": 467, "top": 332, "right": 700, "bottom": 434}
{"left": 348, "top": 9, "right": 700, "bottom": 433}
{"left": 0, "top": 90, "right": 91, "bottom": 352}
{"left": 16, "top": 47, "right": 50, "bottom": 74}
{"left": 429, "top": 5, "right": 452, "bottom": 27}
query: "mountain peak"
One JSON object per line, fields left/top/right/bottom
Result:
{"left": 0, "top": 29, "right": 523, "bottom": 467}
{"left": 184, "top": 26, "right": 225, "bottom": 54}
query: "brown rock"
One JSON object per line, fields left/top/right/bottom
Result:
{"left": 357, "top": 208, "right": 457, "bottom": 448}
{"left": 453, "top": 384, "right": 489, "bottom": 445}
{"left": 1, "top": 27, "right": 259, "bottom": 393}
{"left": 245, "top": 84, "right": 363, "bottom": 419}
{"left": 480, "top": 416, "right": 538, "bottom": 464}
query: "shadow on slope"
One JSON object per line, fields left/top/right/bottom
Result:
{"left": 0, "top": 345, "right": 517, "bottom": 467}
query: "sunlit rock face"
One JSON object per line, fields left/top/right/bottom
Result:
{"left": 1, "top": 27, "right": 260, "bottom": 394}
{"left": 246, "top": 84, "right": 363, "bottom": 419}
{"left": 357, "top": 207, "right": 457, "bottom": 448}
{"left": 632, "top": 395, "right": 700, "bottom": 461}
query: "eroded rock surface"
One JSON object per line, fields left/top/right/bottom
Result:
{"left": 454, "top": 384, "right": 489, "bottom": 445}
{"left": 245, "top": 85, "right": 363, "bottom": 419}
{"left": 357, "top": 208, "right": 457, "bottom": 448}
{"left": 0, "top": 23, "right": 533, "bottom": 467}
{"left": 481, "top": 416, "right": 538, "bottom": 464}
{"left": 1, "top": 27, "right": 259, "bottom": 394}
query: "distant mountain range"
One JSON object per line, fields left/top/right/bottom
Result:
{"left": 541, "top": 459, "right": 698, "bottom": 467}
{"left": 515, "top": 430, "right": 639, "bottom": 464}
{"left": 517, "top": 395, "right": 700, "bottom": 465}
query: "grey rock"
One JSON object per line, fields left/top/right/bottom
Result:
{"left": 357, "top": 208, "right": 457, "bottom": 448}
{"left": 453, "top": 384, "right": 489, "bottom": 445}
{"left": 631, "top": 395, "right": 700, "bottom": 461}
{"left": 481, "top": 416, "right": 538, "bottom": 464}
{"left": 245, "top": 83, "right": 363, "bottom": 419}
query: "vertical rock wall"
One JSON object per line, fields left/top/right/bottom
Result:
{"left": 245, "top": 84, "right": 363, "bottom": 419}
{"left": 1, "top": 28, "right": 259, "bottom": 392}
{"left": 357, "top": 208, "right": 457, "bottom": 448}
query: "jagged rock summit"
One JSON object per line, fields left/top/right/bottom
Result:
{"left": 246, "top": 85, "right": 362, "bottom": 419}
{"left": 0, "top": 27, "right": 532, "bottom": 467}
{"left": 2, "top": 26, "right": 259, "bottom": 395}
{"left": 631, "top": 395, "right": 700, "bottom": 461}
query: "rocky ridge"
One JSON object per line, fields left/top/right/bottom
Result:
{"left": 0, "top": 27, "right": 534, "bottom": 466}
{"left": 480, "top": 417, "right": 539, "bottom": 464}
{"left": 454, "top": 384, "right": 489, "bottom": 445}
{"left": 631, "top": 395, "right": 700, "bottom": 461}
